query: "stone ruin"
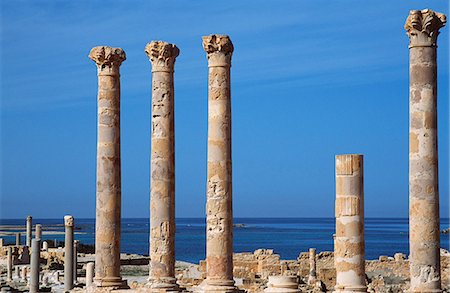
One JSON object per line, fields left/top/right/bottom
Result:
{"left": 0, "top": 8, "right": 448, "bottom": 293}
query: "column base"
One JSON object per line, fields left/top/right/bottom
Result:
{"left": 93, "top": 277, "right": 129, "bottom": 290}
{"left": 146, "top": 277, "right": 180, "bottom": 292}
{"left": 195, "top": 279, "right": 241, "bottom": 293}
{"left": 334, "top": 285, "right": 367, "bottom": 293}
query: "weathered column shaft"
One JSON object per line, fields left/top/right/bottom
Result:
{"left": 7, "top": 246, "right": 13, "bottom": 282}
{"left": 35, "top": 224, "right": 42, "bottom": 241}
{"left": 26, "top": 215, "right": 32, "bottom": 247}
{"left": 30, "top": 239, "right": 41, "bottom": 293}
{"left": 145, "top": 41, "right": 180, "bottom": 291}
{"left": 16, "top": 233, "right": 21, "bottom": 246}
{"left": 89, "top": 46, "right": 127, "bottom": 288}
{"left": 64, "top": 215, "right": 74, "bottom": 291}
{"left": 334, "top": 154, "right": 366, "bottom": 292}
{"left": 202, "top": 34, "right": 236, "bottom": 290}
{"left": 86, "top": 262, "right": 95, "bottom": 287}
{"left": 308, "top": 248, "right": 317, "bottom": 285}
{"left": 43, "top": 241, "right": 48, "bottom": 251}
{"left": 405, "top": 9, "right": 446, "bottom": 293}
{"left": 21, "top": 266, "right": 27, "bottom": 281}
{"left": 73, "top": 240, "right": 78, "bottom": 283}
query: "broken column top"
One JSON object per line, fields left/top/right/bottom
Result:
{"left": 27, "top": 215, "right": 32, "bottom": 220}
{"left": 405, "top": 9, "right": 447, "bottom": 48}
{"left": 144, "top": 41, "right": 179, "bottom": 72}
{"left": 64, "top": 216, "right": 74, "bottom": 227}
{"left": 88, "top": 46, "right": 126, "bottom": 71}
{"left": 335, "top": 154, "right": 363, "bottom": 176}
{"left": 202, "top": 34, "right": 234, "bottom": 66}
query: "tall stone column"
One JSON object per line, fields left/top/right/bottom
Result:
{"left": 26, "top": 215, "right": 32, "bottom": 247}
{"left": 201, "top": 34, "right": 236, "bottom": 293}
{"left": 405, "top": 9, "right": 446, "bottom": 293}
{"left": 73, "top": 240, "right": 79, "bottom": 283}
{"left": 7, "top": 246, "right": 13, "bottom": 282}
{"left": 144, "top": 41, "right": 180, "bottom": 291}
{"left": 89, "top": 46, "right": 127, "bottom": 289}
{"left": 308, "top": 248, "right": 317, "bottom": 286}
{"left": 16, "top": 233, "right": 21, "bottom": 246}
{"left": 30, "top": 239, "right": 41, "bottom": 293}
{"left": 64, "top": 215, "right": 74, "bottom": 291}
{"left": 334, "top": 154, "right": 366, "bottom": 293}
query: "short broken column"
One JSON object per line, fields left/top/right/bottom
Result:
{"left": 21, "top": 266, "right": 27, "bottom": 282}
{"left": 264, "top": 276, "right": 300, "bottom": 293}
{"left": 89, "top": 46, "right": 127, "bottom": 289}
{"left": 144, "top": 40, "right": 180, "bottom": 291}
{"left": 86, "top": 262, "right": 95, "bottom": 287}
{"left": 404, "top": 9, "right": 447, "bottom": 293}
{"left": 30, "top": 239, "right": 41, "bottom": 293}
{"left": 73, "top": 240, "right": 78, "bottom": 284}
{"left": 7, "top": 246, "right": 13, "bottom": 282}
{"left": 26, "top": 215, "right": 32, "bottom": 247}
{"left": 64, "top": 215, "right": 74, "bottom": 291}
{"left": 15, "top": 266, "right": 20, "bottom": 279}
{"left": 334, "top": 154, "right": 366, "bottom": 292}
{"left": 307, "top": 248, "right": 317, "bottom": 286}
{"left": 35, "top": 224, "right": 42, "bottom": 241}
{"left": 42, "top": 241, "right": 48, "bottom": 251}
{"left": 0, "top": 238, "right": 4, "bottom": 247}
{"left": 201, "top": 34, "right": 237, "bottom": 292}
{"left": 16, "top": 233, "right": 21, "bottom": 246}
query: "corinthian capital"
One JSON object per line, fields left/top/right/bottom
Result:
{"left": 202, "top": 34, "right": 234, "bottom": 67}
{"left": 89, "top": 46, "right": 126, "bottom": 71}
{"left": 405, "top": 9, "right": 446, "bottom": 48}
{"left": 144, "top": 41, "right": 179, "bottom": 72}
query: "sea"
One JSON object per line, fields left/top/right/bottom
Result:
{"left": 0, "top": 218, "right": 449, "bottom": 264}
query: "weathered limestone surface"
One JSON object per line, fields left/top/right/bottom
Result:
{"left": 89, "top": 45, "right": 128, "bottom": 289}
{"left": 334, "top": 155, "right": 366, "bottom": 292}
{"left": 26, "top": 216, "right": 32, "bottom": 247}
{"left": 308, "top": 248, "right": 317, "bottom": 286}
{"left": 74, "top": 239, "right": 79, "bottom": 283}
{"left": 7, "top": 246, "right": 13, "bottom": 282}
{"left": 200, "top": 34, "right": 236, "bottom": 293}
{"left": 35, "top": 224, "right": 42, "bottom": 241}
{"left": 264, "top": 276, "right": 300, "bottom": 293}
{"left": 64, "top": 215, "right": 74, "bottom": 291}
{"left": 144, "top": 40, "right": 180, "bottom": 292}
{"left": 87, "top": 262, "right": 95, "bottom": 287}
{"left": 21, "top": 265, "right": 28, "bottom": 282}
{"left": 15, "top": 233, "right": 20, "bottom": 246}
{"left": 405, "top": 9, "right": 446, "bottom": 293}
{"left": 30, "top": 239, "right": 41, "bottom": 293}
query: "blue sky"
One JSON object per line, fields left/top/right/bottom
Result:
{"left": 0, "top": 1, "right": 448, "bottom": 219}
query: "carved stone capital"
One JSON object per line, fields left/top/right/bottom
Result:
{"left": 145, "top": 41, "right": 179, "bottom": 72}
{"left": 405, "top": 9, "right": 446, "bottom": 48}
{"left": 64, "top": 215, "right": 74, "bottom": 227}
{"left": 202, "top": 34, "right": 234, "bottom": 67}
{"left": 89, "top": 46, "right": 126, "bottom": 74}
